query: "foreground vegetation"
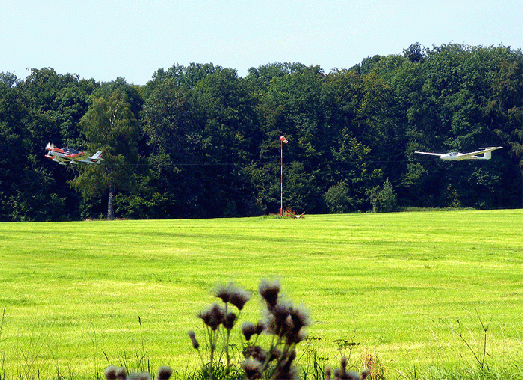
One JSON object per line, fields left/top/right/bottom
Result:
{"left": 0, "top": 210, "right": 522, "bottom": 379}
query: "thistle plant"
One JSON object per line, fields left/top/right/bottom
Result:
{"left": 189, "top": 279, "right": 314, "bottom": 380}
{"left": 190, "top": 282, "right": 251, "bottom": 380}
{"left": 239, "top": 279, "right": 310, "bottom": 380}
{"left": 214, "top": 282, "right": 251, "bottom": 372}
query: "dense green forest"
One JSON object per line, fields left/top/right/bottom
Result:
{"left": 1, "top": 43, "right": 522, "bottom": 221}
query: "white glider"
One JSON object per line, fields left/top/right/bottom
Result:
{"left": 414, "top": 147, "right": 502, "bottom": 161}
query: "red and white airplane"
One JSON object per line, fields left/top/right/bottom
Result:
{"left": 414, "top": 146, "right": 502, "bottom": 161}
{"left": 45, "top": 143, "right": 103, "bottom": 165}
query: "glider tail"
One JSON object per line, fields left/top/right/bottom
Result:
{"left": 90, "top": 151, "right": 103, "bottom": 160}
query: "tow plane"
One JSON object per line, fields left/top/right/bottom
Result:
{"left": 414, "top": 146, "right": 502, "bottom": 161}
{"left": 45, "top": 143, "right": 103, "bottom": 165}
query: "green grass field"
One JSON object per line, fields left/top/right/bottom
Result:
{"left": 1, "top": 210, "right": 522, "bottom": 379}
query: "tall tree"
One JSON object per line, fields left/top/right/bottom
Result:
{"left": 71, "top": 90, "right": 141, "bottom": 219}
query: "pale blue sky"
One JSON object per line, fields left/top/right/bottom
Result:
{"left": 1, "top": 0, "right": 522, "bottom": 85}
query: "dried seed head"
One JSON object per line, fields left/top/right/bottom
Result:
{"left": 289, "top": 305, "right": 310, "bottom": 331}
{"left": 255, "top": 321, "right": 265, "bottom": 335}
{"left": 198, "top": 303, "right": 224, "bottom": 330}
{"left": 272, "top": 302, "right": 291, "bottom": 322}
{"left": 244, "top": 345, "right": 267, "bottom": 363}
{"left": 188, "top": 330, "right": 200, "bottom": 349}
{"left": 214, "top": 282, "right": 251, "bottom": 310}
{"left": 268, "top": 348, "right": 281, "bottom": 362}
{"left": 157, "top": 366, "right": 173, "bottom": 380}
{"left": 223, "top": 312, "right": 237, "bottom": 330}
{"left": 325, "top": 366, "right": 331, "bottom": 380}
{"left": 282, "top": 305, "right": 311, "bottom": 343}
{"left": 242, "top": 321, "right": 257, "bottom": 341}
{"left": 242, "top": 358, "right": 263, "bottom": 380}
{"left": 287, "top": 328, "right": 307, "bottom": 345}
{"left": 214, "top": 282, "right": 234, "bottom": 303}
{"left": 345, "top": 371, "right": 366, "bottom": 380}
{"left": 116, "top": 367, "right": 127, "bottom": 380}
{"left": 332, "top": 356, "right": 367, "bottom": 380}
{"left": 267, "top": 302, "right": 291, "bottom": 336}
{"left": 341, "top": 356, "right": 348, "bottom": 371}
{"left": 105, "top": 366, "right": 118, "bottom": 380}
{"left": 229, "top": 288, "right": 251, "bottom": 311}
{"left": 259, "top": 279, "right": 280, "bottom": 309}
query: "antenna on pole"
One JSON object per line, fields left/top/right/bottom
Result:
{"left": 279, "top": 136, "right": 288, "bottom": 217}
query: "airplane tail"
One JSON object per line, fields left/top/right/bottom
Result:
{"left": 90, "top": 151, "right": 103, "bottom": 161}
{"left": 46, "top": 142, "right": 54, "bottom": 151}
{"left": 482, "top": 151, "right": 492, "bottom": 160}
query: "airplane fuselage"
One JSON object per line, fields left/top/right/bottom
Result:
{"left": 45, "top": 143, "right": 102, "bottom": 165}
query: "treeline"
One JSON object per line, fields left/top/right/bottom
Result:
{"left": 1, "top": 43, "right": 522, "bottom": 221}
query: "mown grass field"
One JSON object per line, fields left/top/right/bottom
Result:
{"left": 0, "top": 210, "right": 522, "bottom": 379}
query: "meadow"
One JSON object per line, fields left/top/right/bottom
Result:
{"left": 0, "top": 209, "right": 522, "bottom": 379}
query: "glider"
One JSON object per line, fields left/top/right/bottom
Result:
{"left": 45, "top": 142, "right": 103, "bottom": 165}
{"left": 414, "top": 146, "right": 502, "bottom": 161}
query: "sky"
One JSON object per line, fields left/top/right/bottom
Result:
{"left": 1, "top": 0, "right": 522, "bottom": 85}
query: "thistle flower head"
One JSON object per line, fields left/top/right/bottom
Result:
{"left": 289, "top": 305, "right": 310, "bottom": 331}
{"left": 242, "top": 358, "right": 263, "bottom": 380}
{"left": 242, "top": 321, "right": 257, "bottom": 341}
{"left": 244, "top": 345, "right": 267, "bottom": 363}
{"left": 341, "top": 356, "right": 348, "bottom": 371}
{"left": 229, "top": 287, "right": 251, "bottom": 310}
{"left": 157, "top": 366, "right": 173, "bottom": 380}
{"left": 214, "top": 282, "right": 234, "bottom": 303}
{"left": 334, "top": 356, "right": 368, "bottom": 380}
{"left": 198, "top": 303, "right": 224, "bottom": 330}
{"left": 104, "top": 366, "right": 118, "bottom": 380}
{"left": 223, "top": 312, "right": 237, "bottom": 330}
{"left": 214, "top": 282, "right": 252, "bottom": 310}
{"left": 188, "top": 330, "right": 199, "bottom": 349}
{"left": 266, "top": 302, "right": 291, "bottom": 336}
{"left": 116, "top": 367, "right": 127, "bottom": 380}
{"left": 268, "top": 347, "right": 282, "bottom": 362}
{"left": 256, "top": 321, "right": 265, "bottom": 335}
{"left": 325, "top": 367, "right": 331, "bottom": 380}
{"left": 259, "top": 279, "right": 280, "bottom": 309}
{"left": 281, "top": 304, "right": 310, "bottom": 343}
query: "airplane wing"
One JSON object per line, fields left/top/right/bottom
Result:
{"left": 69, "top": 152, "right": 90, "bottom": 161}
{"left": 481, "top": 146, "right": 502, "bottom": 152}
{"left": 458, "top": 146, "right": 503, "bottom": 159}
{"left": 48, "top": 155, "right": 69, "bottom": 165}
{"left": 414, "top": 151, "right": 444, "bottom": 157}
{"left": 458, "top": 150, "right": 484, "bottom": 158}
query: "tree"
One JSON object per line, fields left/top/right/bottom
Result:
{"left": 1, "top": 70, "right": 94, "bottom": 221}
{"left": 368, "top": 178, "right": 398, "bottom": 213}
{"left": 324, "top": 181, "right": 353, "bottom": 213}
{"left": 71, "top": 90, "right": 141, "bottom": 219}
